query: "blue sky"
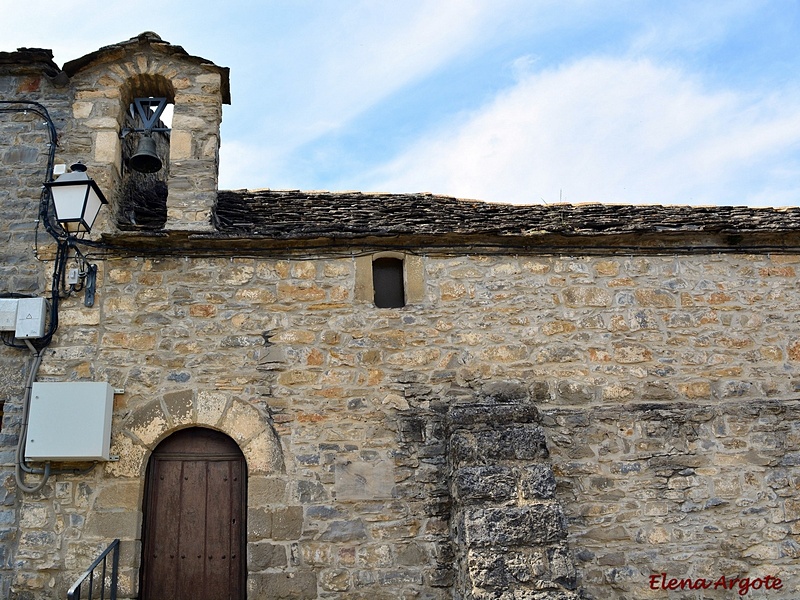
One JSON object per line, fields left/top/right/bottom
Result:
{"left": 4, "top": 1, "right": 800, "bottom": 205}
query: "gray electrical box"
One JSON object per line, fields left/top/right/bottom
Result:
{"left": 26, "top": 382, "right": 114, "bottom": 461}
{"left": 15, "top": 298, "right": 46, "bottom": 339}
{"left": 0, "top": 299, "right": 18, "bottom": 331}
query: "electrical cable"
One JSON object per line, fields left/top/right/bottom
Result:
{"left": 0, "top": 101, "right": 62, "bottom": 240}
{"left": 14, "top": 348, "right": 49, "bottom": 493}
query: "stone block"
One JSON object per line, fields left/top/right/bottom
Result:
{"left": 462, "top": 504, "right": 566, "bottom": 548}
{"left": 356, "top": 544, "right": 392, "bottom": 569}
{"left": 248, "top": 542, "right": 287, "bottom": 569}
{"left": 556, "top": 381, "right": 595, "bottom": 404}
{"left": 221, "top": 400, "right": 267, "bottom": 444}
{"left": 93, "top": 480, "right": 141, "bottom": 510}
{"left": 248, "top": 571, "right": 317, "bottom": 599}
{"left": 784, "top": 497, "right": 800, "bottom": 522}
{"left": 612, "top": 343, "right": 652, "bottom": 364}
{"left": 520, "top": 465, "right": 557, "bottom": 500}
{"left": 548, "top": 543, "right": 577, "bottom": 588}
{"left": 447, "top": 403, "right": 540, "bottom": 430}
{"left": 453, "top": 466, "right": 517, "bottom": 504}
{"left": 319, "top": 568, "right": 351, "bottom": 591}
{"left": 293, "top": 480, "right": 328, "bottom": 504}
{"left": 320, "top": 519, "right": 368, "bottom": 543}
{"left": 470, "top": 425, "right": 549, "bottom": 464}
{"left": 18, "top": 504, "right": 50, "bottom": 529}
{"left": 242, "top": 430, "right": 284, "bottom": 475}
{"left": 169, "top": 130, "right": 193, "bottom": 160}
{"left": 162, "top": 389, "right": 194, "bottom": 425}
{"left": 103, "top": 331, "right": 158, "bottom": 351}
{"left": 58, "top": 309, "right": 101, "bottom": 326}
{"left": 83, "top": 511, "right": 140, "bottom": 539}
{"left": 397, "top": 542, "right": 427, "bottom": 566}
{"left": 0, "top": 509, "right": 16, "bottom": 527}
{"left": 126, "top": 400, "right": 169, "bottom": 446}
{"left": 679, "top": 381, "right": 712, "bottom": 399}
{"left": 272, "top": 506, "right": 304, "bottom": 540}
{"left": 277, "top": 282, "right": 326, "bottom": 302}
{"left": 635, "top": 288, "right": 676, "bottom": 307}
{"left": 479, "top": 381, "right": 530, "bottom": 403}
{"left": 105, "top": 433, "right": 147, "bottom": 478}
{"left": 562, "top": 286, "right": 611, "bottom": 307}
{"left": 72, "top": 101, "right": 93, "bottom": 118}
{"left": 642, "top": 382, "right": 677, "bottom": 401}
{"left": 248, "top": 476, "right": 287, "bottom": 506}
{"left": 354, "top": 569, "right": 423, "bottom": 587}
{"left": 541, "top": 318, "right": 578, "bottom": 336}
{"left": 398, "top": 417, "right": 425, "bottom": 442}
{"left": 93, "top": 130, "right": 119, "bottom": 164}
{"left": 248, "top": 507, "right": 273, "bottom": 540}
{"left": 335, "top": 458, "right": 395, "bottom": 500}
{"left": 195, "top": 390, "right": 229, "bottom": 426}
{"left": 466, "top": 550, "right": 508, "bottom": 589}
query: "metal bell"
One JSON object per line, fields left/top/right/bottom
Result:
{"left": 129, "top": 135, "right": 162, "bottom": 173}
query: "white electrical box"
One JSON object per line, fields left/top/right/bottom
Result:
{"left": 0, "top": 299, "right": 18, "bottom": 331}
{"left": 26, "top": 382, "right": 114, "bottom": 461}
{"left": 15, "top": 298, "right": 47, "bottom": 339}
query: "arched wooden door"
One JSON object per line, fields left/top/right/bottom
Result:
{"left": 140, "top": 428, "right": 246, "bottom": 600}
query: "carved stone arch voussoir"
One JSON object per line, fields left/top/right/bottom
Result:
{"left": 119, "top": 71, "right": 177, "bottom": 108}
{"left": 112, "top": 391, "right": 283, "bottom": 478}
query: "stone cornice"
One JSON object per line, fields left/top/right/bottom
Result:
{"left": 0, "top": 47, "right": 61, "bottom": 77}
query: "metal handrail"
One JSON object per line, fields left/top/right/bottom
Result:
{"left": 67, "top": 539, "right": 120, "bottom": 600}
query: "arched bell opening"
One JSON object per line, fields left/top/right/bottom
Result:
{"left": 118, "top": 74, "right": 175, "bottom": 230}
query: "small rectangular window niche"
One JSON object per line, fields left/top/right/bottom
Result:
{"left": 372, "top": 257, "right": 405, "bottom": 308}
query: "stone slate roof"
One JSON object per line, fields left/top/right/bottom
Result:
{"left": 0, "top": 48, "right": 61, "bottom": 77}
{"left": 214, "top": 189, "right": 800, "bottom": 240}
{"left": 62, "top": 32, "right": 231, "bottom": 104}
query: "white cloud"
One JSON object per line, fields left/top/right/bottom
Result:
{"left": 231, "top": 0, "right": 530, "bottom": 148}
{"left": 628, "top": 0, "right": 765, "bottom": 57}
{"left": 214, "top": 0, "right": 545, "bottom": 189}
{"left": 357, "top": 57, "right": 800, "bottom": 206}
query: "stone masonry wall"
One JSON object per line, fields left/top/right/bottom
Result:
{"left": 0, "top": 64, "right": 72, "bottom": 599}
{"left": 546, "top": 399, "right": 800, "bottom": 598}
{"left": 2, "top": 250, "right": 800, "bottom": 598}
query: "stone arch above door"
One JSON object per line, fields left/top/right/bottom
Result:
{"left": 107, "top": 390, "right": 284, "bottom": 479}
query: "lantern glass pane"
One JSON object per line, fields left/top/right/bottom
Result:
{"left": 52, "top": 185, "right": 89, "bottom": 222}
{"left": 83, "top": 186, "right": 104, "bottom": 231}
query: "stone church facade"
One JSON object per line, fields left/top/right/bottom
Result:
{"left": 2, "top": 33, "right": 800, "bottom": 600}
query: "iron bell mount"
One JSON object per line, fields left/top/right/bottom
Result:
{"left": 120, "top": 97, "right": 170, "bottom": 173}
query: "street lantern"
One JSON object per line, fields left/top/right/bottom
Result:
{"left": 44, "top": 164, "right": 108, "bottom": 234}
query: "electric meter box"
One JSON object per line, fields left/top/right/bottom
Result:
{"left": 15, "top": 298, "right": 46, "bottom": 339}
{"left": 0, "top": 299, "right": 18, "bottom": 331}
{"left": 26, "top": 382, "right": 114, "bottom": 461}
